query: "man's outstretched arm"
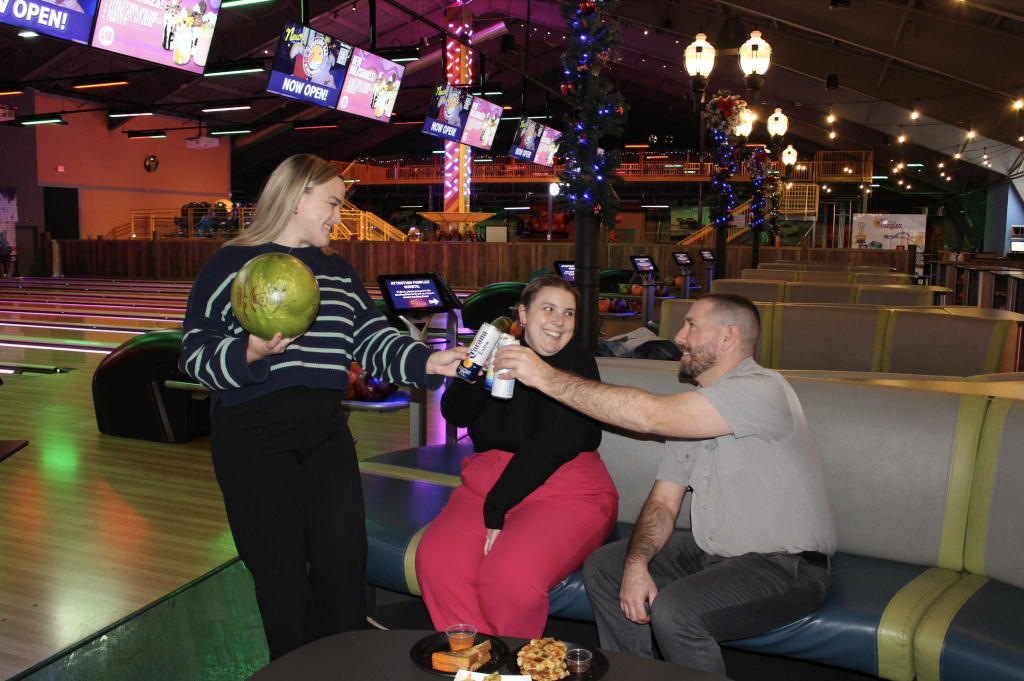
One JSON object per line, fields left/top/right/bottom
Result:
{"left": 493, "top": 345, "right": 731, "bottom": 439}
{"left": 620, "top": 480, "right": 687, "bottom": 624}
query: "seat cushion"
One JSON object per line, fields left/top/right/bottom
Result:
{"left": 362, "top": 473, "right": 457, "bottom": 595}
{"left": 914, "top": 575, "right": 1024, "bottom": 681}
{"left": 784, "top": 282, "right": 859, "bottom": 304}
{"left": 548, "top": 523, "right": 634, "bottom": 621}
{"left": 742, "top": 268, "right": 801, "bottom": 282}
{"left": 711, "top": 279, "right": 787, "bottom": 303}
{"left": 729, "top": 553, "right": 960, "bottom": 681}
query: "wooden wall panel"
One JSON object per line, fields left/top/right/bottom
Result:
{"left": 55, "top": 240, "right": 915, "bottom": 284}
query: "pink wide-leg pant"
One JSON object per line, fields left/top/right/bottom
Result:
{"left": 416, "top": 449, "right": 618, "bottom": 638}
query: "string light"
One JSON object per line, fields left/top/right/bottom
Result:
{"left": 911, "top": 110, "right": 919, "bottom": 119}
{"left": 1015, "top": 100, "right": 1023, "bottom": 110}
{"left": 898, "top": 132, "right": 905, "bottom": 143}
{"left": 829, "top": 130, "right": 836, "bottom": 139}
{"left": 954, "top": 152, "right": 961, "bottom": 159}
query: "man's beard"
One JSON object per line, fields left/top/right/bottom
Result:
{"left": 678, "top": 340, "right": 718, "bottom": 380}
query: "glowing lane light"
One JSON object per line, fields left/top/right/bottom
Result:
{"left": 0, "top": 322, "right": 146, "bottom": 334}
{"left": 0, "top": 341, "right": 112, "bottom": 355}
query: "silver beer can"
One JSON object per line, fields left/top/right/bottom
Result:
{"left": 491, "top": 334, "right": 519, "bottom": 399}
{"left": 456, "top": 322, "right": 502, "bottom": 383}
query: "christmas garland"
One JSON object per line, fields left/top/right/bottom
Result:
{"left": 743, "top": 147, "right": 776, "bottom": 232}
{"left": 557, "top": 0, "right": 628, "bottom": 228}
{"left": 705, "top": 91, "right": 749, "bottom": 229}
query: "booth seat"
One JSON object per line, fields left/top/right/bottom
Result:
{"left": 757, "top": 262, "right": 805, "bottom": 271}
{"left": 854, "top": 273, "right": 913, "bottom": 286}
{"left": 358, "top": 361, "right": 1014, "bottom": 681}
{"left": 740, "top": 268, "right": 801, "bottom": 282}
{"left": 798, "top": 271, "right": 856, "bottom": 284}
{"left": 713, "top": 279, "right": 935, "bottom": 307}
{"left": 913, "top": 398, "right": 1024, "bottom": 681}
{"left": 659, "top": 300, "right": 1020, "bottom": 376}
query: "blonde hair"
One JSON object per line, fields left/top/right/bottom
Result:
{"left": 228, "top": 154, "right": 341, "bottom": 249}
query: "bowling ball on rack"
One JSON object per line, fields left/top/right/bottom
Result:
{"left": 675, "top": 276, "right": 683, "bottom": 287}
{"left": 655, "top": 285, "right": 669, "bottom": 297}
{"left": 230, "top": 252, "right": 321, "bottom": 340}
{"left": 618, "top": 283, "right": 631, "bottom": 295}
{"left": 632, "top": 301, "right": 643, "bottom": 312}
{"left": 631, "top": 284, "right": 643, "bottom": 296}
{"left": 599, "top": 298, "right": 611, "bottom": 313}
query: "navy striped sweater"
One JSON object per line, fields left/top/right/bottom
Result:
{"left": 179, "top": 242, "right": 442, "bottom": 408}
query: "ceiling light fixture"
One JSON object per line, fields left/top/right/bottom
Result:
{"left": 221, "top": 0, "right": 274, "bottom": 7}
{"left": 204, "top": 60, "right": 266, "bottom": 77}
{"left": 201, "top": 104, "right": 252, "bottom": 113}
{"left": 108, "top": 108, "right": 154, "bottom": 118}
{"left": 127, "top": 130, "right": 167, "bottom": 139}
{"left": 18, "top": 31, "right": 39, "bottom": 37}
{"left": 0, "top": 89, "right": 25, "bottom": 96}
{"left": 209, "top": 127, "right": 251, "bottom": 135}
{"left": 17, "top": 113, "right": 66, "bottom": 126}
{"left": 72, "top": 76, "right": 130, "bottom": 90}
{"left": 293, "top": 121, "right": 338, "bottom": 130}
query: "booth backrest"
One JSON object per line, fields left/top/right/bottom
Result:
{"left": 784, "top": 282, "right": 859, "bottom": 304}
{"left": 741, "top": 269, "right": 802, "bottom": 282}
{"left": 798, "top": 271, "right": 855, "bottom": 283}
{"left": 967, "top": 372, "right": 1024, "bottom": 382}
{"left": 659, "top": 299, "right": 772, "bottom": 367}
{"left": 596, "top": 358, "right": 695, "bottom": 527}
{"left": 965, "top": 398, "right": 1024, "bottom": 588}
{"left": 849, "top": 265, "right": 896, "bottom": 273}
{"left": 853, "top": 273, "right": 913, "bottom": 285}
{"left": 758, "top": 262, "right": 805, "bottom": 271}
{"left": 787, "top": 378, "right": 985, "bottom": 569}
{"left": 883, "top": 310, "right": 1019, "bottom": 376}
{"left": 591, "top": 359, "right": 986, "bottom": 571}
{"left": 711, "top": 279, "right": 787, "bottom": 302}
{"left": 803, "top": 264, "right": 850, "bottom": 272}
{"left": 857, "top": 285, "right": 933, "bottom": 306}
{"left": 771, "top": 304, "right": 889, "bottom": 372}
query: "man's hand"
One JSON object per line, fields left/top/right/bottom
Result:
{"left": 484, "top": 529, "right": 501, "bottom": 556}
{"left": 620, "top": 561, "right": 659, "bottom": 624}
{"left": 426, "top": 348, "right": 470, "bottom": 377}
{"left": 247, "top": 333, "right": 293, "bottom": 364}
{"left": 493, "top": 345, "right": 558, "bottom": 390}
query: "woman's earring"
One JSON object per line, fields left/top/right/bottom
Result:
{"left": 293, "top": 208, "right": 299, "bottom": 214}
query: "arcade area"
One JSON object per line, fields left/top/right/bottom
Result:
{"left": 2, "top": 1, "right": 1024, "bottom": 680}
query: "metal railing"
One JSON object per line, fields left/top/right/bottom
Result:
{"left": 679, "top": 200, "right": 755, "bottom": 247}
{"left": 332, "top": 150, "right": 873, "bottom": 185}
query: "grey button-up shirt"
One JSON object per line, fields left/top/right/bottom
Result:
{"left": 657, "top": 357, "right": 836, "bottom": 557}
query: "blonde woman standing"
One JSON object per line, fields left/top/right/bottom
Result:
{"left": 179, "top": 154, "right": 465, "bottom": 660}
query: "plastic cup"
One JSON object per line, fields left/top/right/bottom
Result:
{"left": 445, "top": 624, "right": 477, "bottom": 651}
{"left": 566, "top": 649, "right": 593, "bottom": 674}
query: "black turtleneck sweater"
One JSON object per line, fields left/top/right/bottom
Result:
{"left": 440, "top": 337, "right": 602, "bottom": 530}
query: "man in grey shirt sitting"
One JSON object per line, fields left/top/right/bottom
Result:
{"left": 495, "top": 293, "right": 836, "bottom": 676}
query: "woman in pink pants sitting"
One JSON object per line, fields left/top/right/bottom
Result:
{"left": 416, "top": 275, "right": 619, "bottom": 638}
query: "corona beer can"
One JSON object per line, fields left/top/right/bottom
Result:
{"left": 491, "top": 334, "right": 519, "bottom": 399}
{"left": 456, "top": 322, "right": 502, "bottom": 383}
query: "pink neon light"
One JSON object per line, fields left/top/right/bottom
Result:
{"left": 0, "top": 310, "right": 181, "bottom": 323}
{"left": 0, "top": 341, "right": 112, "bottom": 355}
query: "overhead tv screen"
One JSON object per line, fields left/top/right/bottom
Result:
{"left": 91, "top": 0, "right": 220, "bottom": 72}
{"left": 1, "top": 0, "right": 99, "bottom": 44}
{"left": 422, "top": 84, "right": 501, "bottom": 151}
{"left": 509, "top": 117, "right": 561, "bottom": 167}
{"left": 336, "top": 47, "right": 404, "bottom": 122}
{"left": 267, "top": 22, "right": 352, "bottom": 109}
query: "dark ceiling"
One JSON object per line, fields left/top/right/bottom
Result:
{"left": 2, "top": 0, "right": 1023, "bottom": 214}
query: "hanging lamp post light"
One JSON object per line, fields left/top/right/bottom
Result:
{"left": 739, "top": 30, "right": 771, "bottom": 104}
{"left": 781, "top": 144, "right": 797, "bottom": 180}
{"left": 683, "top": 32, "right": 716, "bottom": 114}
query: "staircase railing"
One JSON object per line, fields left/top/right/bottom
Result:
{"left": 678, "top": 200, "right": 753, "bottom": 246}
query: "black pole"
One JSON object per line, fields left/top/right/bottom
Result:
{"left": 300, "top": 0, "right": 309, "bottom": 24}
{"left": 521, "top": 0, "right": 531, "bottom": 117}
{"left": 575, "top": 73, "right": 600, "bottom": 355}
{"left": 369, "top": 0, "right": 376, "bottom": 50}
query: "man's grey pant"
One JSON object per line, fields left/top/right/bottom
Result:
{"left": 582, "top": 531, "right": 829, "bottom": 677}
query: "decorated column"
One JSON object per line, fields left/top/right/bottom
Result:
{"left": 705, "top": 92, "right": 747, "bottom": 280}
{"left": 444, "top": 4, "right": 473, "bottom": 225}
{"left": 559, "top": 0, "right": 627, "bottom": 353}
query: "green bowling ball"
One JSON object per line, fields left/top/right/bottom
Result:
{"left": 230, "top": 253, "right": 320, "bottom": 340}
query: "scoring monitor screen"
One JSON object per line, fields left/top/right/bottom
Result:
{"left": 554, "top": 261, "right": 575, "bottom": 282}
{"left": 630, "top": 255, "right": 658, "bottom": 274}
{"left": 1011, "top": 241, "right": 1024, "bottom": 253}
{"left": 673, "top": 252, "right": 693, "bottom": 267}
{"left": 377, "top": 274, "right": 450, "bottom": 316}
{"left": 699, "top": 250, "right": 715, "bottom": 263}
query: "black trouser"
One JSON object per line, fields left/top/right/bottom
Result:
{"left": 211, "top": 387, "right": 366, "bottom": 661}
{"left": 583, "top": 531, "right": 830, "bottom": 677}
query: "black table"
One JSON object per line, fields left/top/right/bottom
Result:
{"left": 248, "top": 630, "right": 724, "bottom": 681}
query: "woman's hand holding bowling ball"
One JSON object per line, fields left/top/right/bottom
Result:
{"left": 246, "top": 332, "right": 294, "bottom": 364}
{"left": 425, "top": 347, "right": 471, "bottom": 377}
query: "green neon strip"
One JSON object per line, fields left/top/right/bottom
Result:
{"left": 876, "top": 567, "right": 962, "bottom": 681}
